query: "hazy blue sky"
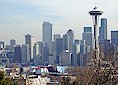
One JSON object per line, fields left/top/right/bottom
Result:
{"left": 0, "top": 0, "right": 118, "bottom": 44}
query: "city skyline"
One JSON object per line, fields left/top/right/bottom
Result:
{"left": 0, "top": 0, "right": 118, "bottom": 44}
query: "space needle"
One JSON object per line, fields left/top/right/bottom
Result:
{"left": 89, "top": 6, "right": 103, "bottom": 61}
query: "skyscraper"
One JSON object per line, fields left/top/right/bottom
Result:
{"left": 49, "top": 41, "right": 54, "bottom": 55}
{"left": 55, "top": 38, "right": 63, "bottom": 64}
{"left": 111, "top": 31, "right": 118, "bottom": 46}
{"left": 14, "top": 45, "right": 22, "bottom": 63}
{"left": 21, "top": 44, "right": 30, "bottom": 63}
{"left": 63, "top": 34, "right": 69, "bottom": 51}
{"left": 42, "top": 46, "right": 49, "bottom": 65}
{"left": 10, "top": 39, "right": 16, "bottom": 45}
{"left": 84, "top": 27, "right": 92, "bottom": 33}
{"left": 33, "top": 43, "right": 39, "bottom": 58}
{"left": 0, "top": 41, "right": 4, "bottom": 49}
{"left": 72, "top": 43, "right": 77, "bottom": 66}
{"left": 60, "top": 50, "right": 72, "bottom": 66}
{"left": 82, "top": 27, "right": 93, "bottom": 48}
{"left": 25, "top": 34, "right": 34, "bottom": 61}
{"left": 43, "top": 22, "right": 52, "bottom": 48}
{"left": 6, "top": 39, "right": 16, "bottom": 52}
{"left": 67, "top": 29, "right": 74, "bottom": 53}
{"left": 54, "top": 34, "right": 61, "bottom": 41}
{"left": 99, "top": 18, "right": 107, "bottom": 43}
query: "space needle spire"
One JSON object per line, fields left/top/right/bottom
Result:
{"left": 89, "top": 5, "right": 103, "bottom": 62}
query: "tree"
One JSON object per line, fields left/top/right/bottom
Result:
{"left": 67, "top": 48, "right": 118, "bottom": 85}
{"left": 0, "top": 71, "right": 4, "bottom": 81}
{"left": 0, "top": 71, "right": 18, "bottom": 85}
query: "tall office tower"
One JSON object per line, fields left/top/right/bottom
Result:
{"left": 14, "top": 45, "right": 22, "bottom": 63}
{"left": 84, "top": 27, "right": 92, "bottom": 33}
{"left": 74, "top": 39, "right": 79, "bottom": 44}
{"left": 60, "top": 50, "right": 72, "bottom": 66}
{"left": 75, "top": 40, "right": 81, "bottom": 53}
{"left": 63, "top": 34, "right": 69, "bottom": 51}
{"left": 82, "top": 27, "right": 93, "bottom": 53}
{"left": 78, "top": 53, "right": 84, "bottom": 66}
{"left": 37, "top": 41, "right": 43, "bottom": 55}
{"left": 0, "top": 51, "right": 9, "bottom": 65}
{"left": 0, "top": 41, "right": 4, "bottom": 49}
{"left": 48, "top": 41, "right": 55, "bottom": 64}
{"left": 6, "top": 51, "right": 14, "bottom": 63}
{"left": 33, "top": 42, "right": 39, "bottom": 57}
{"left": 25, "top": 34, "right": 34, "bottom": 61}
{"left": 54, "top": 38, "right": 64, "bottom": 64}
{"left": 43, "top": 22, "right": 52, "bottom": 48}
{"left": 72, "top": 43, "right": 77, "bottom": 66}
{"left": 6, "top": 45, "right": 15, "bottom": 52}
{"left": 33, "top": 42, "right": 40, "bottom": 65}
{"left": 35, "top": 41, "right": 43, "bottom": 65}
{"left": 42, "top": 46, "right": 49, "bottom": 65}
{"left": 111, "top": 31, "right": 118, "bottom": 46}
{"left": 49, "top": 41, "right": 54, "bottom": 55}
{"left": 54, "top": 34, "right": 61, "bottom": 41}
{"left": 67, "top": 29, "right": 74, "bottom": 53}
{"left": 79, "top": 40, "right": 84, "bottom": 53}
{"left": 6, "top": 39, "right": 16, "bottom": 52}
{"left": 10, "top": 39, "right": 16, "bottom": 45}
{"left": 99, "top": 18, "right": 107, "bottom": 43}
{"left": 99, "top": 40, "right": 112, "bottom": 60}
{"left": 21, "top": 44, "right": 30, "bottom": 63}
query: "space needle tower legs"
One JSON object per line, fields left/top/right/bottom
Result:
{"left": 89, "top": 6, "right": 103, "bottom": 66}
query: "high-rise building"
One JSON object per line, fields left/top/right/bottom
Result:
{"left": 77, "top": 53, "right": 85, "bottom": 67}
{"left": 67, "top": 29, "right": 74, "bottom": 53}
{"left": 14, "top": 45, "right": 22, "bottom": 63}
{"left": 63, "top": 34, "right": 69, "bottom": 51}
{"left": 25, "top": 34, "right": 34, "bottom": 61}
{"left": 0, "top": 41, "right": 4, "bottom": 49}
{"left": 111, "top": 31, "right": 118, "bottom": 46}
{"left": 54, "top": 34, "right": 61, "bottom": 41}
{"left": 99, "top": 39, "right": 112, "bottom": 60}
{"left": 82, "top": 27, "right": 93, "bottom": 55}
{"left": 42, "top": 46, "right": 49, "bottom": 65}
{"left": 60, "top": 50, "right": 72, "bottom": 66}
{"left": 21, "top": 44, "right": 30, "bottom": 63}
{"left": 82, "top": 27, "right": 93, "bottom": 48}
{"left": 55, "top": 38, "right": 63, "bottom": 64}
{"left": 49, "top": 41, "right": 55, "bottom": 64}
{"left": 99, "top": 18, "right": 107, "bottom": 43}
{"left": 6, "top": 39, "right": 16, "bottom": 52}
{"left": 6, "top": 51, "right": 14, "bottom": 63}
{"left": 10, "top": 39, "right": 16, "bottom": 45}
{"left": 49, "top": 41, "right": 54, "bottom": 55}
{"left": 37, "top": 41, "right": 43, "bottom": 55}
{"left": 35, "top": 41, "right": 43, "bottom": 65}
{"left": 43, "top": 22, "right": 52, "bottom": 48}
{"left": 72, "top": 43, "right": 77, "bottom": 66}
{"left": 6, "top": 45, "right": 15, "bottom": 52}
{"left": 33, "top": 42, "right": 39, "bottom": 58}
{"left": 84, "top": 27, "right": 92, "bottom": 33}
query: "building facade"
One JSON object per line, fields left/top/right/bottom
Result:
{"left": 25, "top": 34, "right": 34, "bottom": 61}
{"left": 111, "top": 31, "right": 118, "bottom": 46}
{"left": 43, "top": 22, "right": 52, "bottom": 48}
{"left": 99, "top": 18, "right": 107, "bottom": 43}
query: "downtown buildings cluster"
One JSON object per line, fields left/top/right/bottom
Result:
{"left": 0, "top": 18, "right": 118, "bottom": 67}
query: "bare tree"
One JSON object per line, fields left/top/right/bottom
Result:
{"left": 67, "top": 47, "right": 118, "bottom": 85}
